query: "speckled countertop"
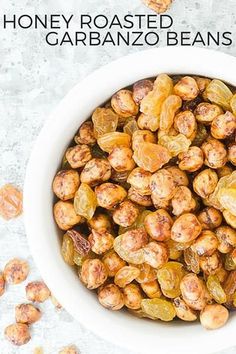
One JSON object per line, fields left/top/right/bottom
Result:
{"left": 1, "top": 0, "right": 236, "bottom": 353}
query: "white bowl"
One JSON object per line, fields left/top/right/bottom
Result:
{"left": 24, "top": 47, "right": 236, "bottom": 354}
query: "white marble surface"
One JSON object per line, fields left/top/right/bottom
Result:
{"left": 1, "top": 0, "right": 236, "bottom": 353}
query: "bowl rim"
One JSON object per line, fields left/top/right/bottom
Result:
{"left": 24, "top": 46, "right": 236, "bottom": 354}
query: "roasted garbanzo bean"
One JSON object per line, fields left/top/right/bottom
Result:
{"left": 143, "top": 242, "right": 168, "bottom": 269}
{"left": 5, "top": 323, "right": 31, "bottom": 346}
{"left": 26, "top": 281, "right": 50, "bottom": 303}
{"left": 150, "top": 169, "right": 176, "bottom": 200}
{"left": 98, "top": 284, "right": 124, "bottom": 310}
{"left": 111, "top": 89, "right": 139, "bottom": 118}
{"left": 171, "top": 213, "right": 202, "bottom": 243}
{"left": 215, "top": 226, "right": 236, "bottom": 254}
{"left": 80, "top": 259, "right": 107, "bottom": 290}
{"left": 174, "top": 111, "right": 197, "bottom": 139}
{"left": 102, "top": 250, "right": 126, "bottom": 277}
{"left": 128, "top": 187, "right": 153, "bottom": 207}
{"left": 127, "top": 167, "right": 152, "bottom": 195}
{"left": 74, "top": 121, "right": 96, "bottom": 145}
{"left": 88, "top": 213, "right": 112, "bottom": 231}
{"left": 193, "top": 169, "right": 218, "bottom": 199}
{"left": 144, "top": 209, "right": 173, "bottom": 241}
{"left": 113, "top": 200, "right": 139, "bottom": 227}
{"left": 4, "top": 258, "right": 29, "bottom": 285}
{"left": 174, "top": 76, "right": 199, "bottom": 101}
{"left": 173, "top": 297, "right": 197, "bottom": 322}
{"left": 201, "top": 138, "right": 227, "bottom": 169}
{"left": 95, "top": 183, "right": 127, "bottom": 209}
{"left": 198, "top": 207, "right": 223, "bottom": 230}
{"left": 194, "top": 102, "right": 223, "bottom": 125}
{"left": 200, "top": 304, "right": 229, "bottom": 329}
{"left": 15, "top": 304, "right": 41, "bottom": 324}
{"left": 228, "top": 143, "right": 236, "bottom": 165}
{"left": 141, "top": 280, "right": 162, "bottom": 299}
{"left": 191, "top": 230, "right": 218, "bottom": 256}
{"left": 211, "top": 111, "right": 236, "bottom": 139}
{"left": 59, "top": 345, "right": 78, "bottom": 354}
{"left": 53, "top": 170, "right": 80, "bottom": 201}
{"left": 180, "top": 273, "right": 210, "bottom": 310}
{"left": 171, "top": 186, "right": 196, "bottom": 216}
{"left": 66, "top": 144, "right": 92, "bottom": 169}
{"left": 108, "top": 146, "right": 135, "bottom": 172}
{"left": 88, "top": 229, "right": 114, "bottom": 255}
{"left": 178, "top": 146, "right": 204, "bottom": 172}
{"left": 80, "top": 158, "right": 111, "bottom": 186}
{"left": 132, "top": 129, "right": 156, "bottom": 150}
{"left": 166, "top": 166, "right": 189, "bottom": 186}
{"left": 133, "top": 79, "right": 153, "bottom": 105}
{"left": 53, "top": 73, "right": 236, "bottom": 329}
{"left": 0, "top": 273, "right": 5, "bottom": 296}
{"left": 123, "top": 283, "right": 143, "bottom": 309}
{"left": 54, "top": 201, "right": 82, "bottom": 230}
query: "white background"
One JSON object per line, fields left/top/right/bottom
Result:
{"left": 1, "top": 0, "right": 236, "bottom": 353}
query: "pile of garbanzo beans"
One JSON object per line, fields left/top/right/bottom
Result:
{"left": 53, "top": 74, "right": 236, "bottom": 329}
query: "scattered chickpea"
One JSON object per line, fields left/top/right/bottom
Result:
{"left": 173, "top": 297, "right": 197, "bottom": 322}
{"left": 5, "top": 323, "right": 31, "bottom": 346}
{"left": 113, "top": 200, "right": 139, "bottom": 227}
{"left": 171, "top": 213, "right": 202, "bottom": 243}
{"left": 144, "top": 209, "right": 173, "bottom": 241}
{"left": 127, "top": 167, "right": 152, "bottom": 195}
{"left": 178, "top": 146, "right": 204, "bottom": 172}
{"left": 133, "top": 79, "right": 153, "bottom": 104}
{"left": 123, "top": 283, "right": 143, "bottom": 310}
{"left": 132, "top": 129, "right": 156, "bottom": 150}
{"left": 53, "top": 170, "right": 80, "bottom": 201}
{"left": 15, "top": 303, "right": 41, "bottom": 324}
{"left": 194, "top": 102, "right": 223, "bottom": 125}
{"left": 200, "top": 304, "right": 229, "bottom": 329}
{"left": 128, "top": 187, "right": 153, "bottom": 207}
{"left": 54, "top": 201, "right": 82, "bottom": 230}
{"left": 59, "top": 345, "right": 78, "bottom": 354}
{"left": 143, "top": 242, "right": 169, "bottom": 269}
{"left": 211, "top": 111, "right": 236, "bottom": 139}
{"left": 74, "top": 121, "right": 96, "bottom": 145}
{"left": 174, "top": 76, "right": 199, "bottom": 101}
{"left": 174, "top": 111, "right": 197, "bottom": 139}
{"left": 88, "top": 229, "right": 114, "bottom": 255}
{"left": 102, "top": 251, "right": 126, "bottom": 277}
{"left": 98, "top": 284, "right": 124, "bottom": 310}
{"left": 228, "top": 143, "right": 236, "bottom": 165}
{"left": 142, "top": 0, "right": 173, "bottom": 14}
{"left": 95, "top": 183, "right": 127, "bottom": 209}
{"left": 111, "top": 89, "right": 139, "bottom": 118}
{"left": 25, "top": 281, "right": 51, "bottom": 302}
{"left": 0, "top": 272, "right": 5, "bottom": 296}
{"left": 66, "top": 144, "right": 92, "bottom": 169}
{"left": 201, "top": 138, "right": 227, "bottom": 169}
{"left": 193, "top": 169, "right": 218, "bottom": 199}
{"left": 141, "top": 280, "right": 162, "bottom": 299}
{"left": 80, "top": 158, "right": 111, "bottom": 186}
{"left": 198, "top": 207, "right": 223, "bottom": 230}
{"left": 4, "top": 258, "right": 29, "bottom": 285}
{"left": 150, "top": 169, "right": 176, "bottom": 200}
{"left": 80, "top": 259, "right": 107, "bottom": 290}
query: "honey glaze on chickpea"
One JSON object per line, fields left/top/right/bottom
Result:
{"left": 53, "top": 74, "right": 236, "bottom": 329}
